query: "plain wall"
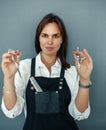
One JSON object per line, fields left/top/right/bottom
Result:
{"left": 0, "top": 0, "right": 106, "bottom": 130}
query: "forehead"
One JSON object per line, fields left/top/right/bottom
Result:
{"left": 41, "top": 22, "right": 61, "bottom": 33}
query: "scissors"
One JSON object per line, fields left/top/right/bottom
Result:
{"left": 8, "top": 48, "right": 22, "bottom": 78}
{"left": 76, "top": 47, "right": 86, "bottom": 80}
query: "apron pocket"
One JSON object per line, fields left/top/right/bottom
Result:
{"left": 35, "top": 91, "right": 59, "bottom": 113}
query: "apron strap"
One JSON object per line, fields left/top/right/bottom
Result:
{"left": 60, "top": 66, "right": 65, "bottom": 78}
{"left": 31, "top": 57, "right": 35, "bottom": 76}
{"left": 58, "top": 66, "right": 65, "bottom": 90}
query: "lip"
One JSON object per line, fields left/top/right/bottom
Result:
{"left": 46, "top": 47, "right": 54, "bottom": 51}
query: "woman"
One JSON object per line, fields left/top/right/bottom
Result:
{"left": 1, "top": 13, "right": 93, "bottom": 130}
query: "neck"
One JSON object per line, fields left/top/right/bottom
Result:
{"left": 41, "top": 53, "right": 57, "bottom": 70}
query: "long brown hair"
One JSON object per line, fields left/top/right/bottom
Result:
{"left": 35, "top": 13, "right": 70, "bottom": 69}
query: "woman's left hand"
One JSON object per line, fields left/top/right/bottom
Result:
{"left": 74, "top": 48, "right": 93, "bottom": 84}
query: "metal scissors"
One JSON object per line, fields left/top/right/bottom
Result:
{"left": 76, "top": 47, "right": 86, "bottom": 80}
{"left": 8, "top": 48, "right": 22, "bottom": 78}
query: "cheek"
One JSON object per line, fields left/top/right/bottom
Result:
{"left": 56, "top": 39, "right": 62, "bottom": 49}
{"left": 39, "top": 38, "right": 46, "bottom": 47}
{"left": 55, "top": 42, "right": 62, "bottom": 51}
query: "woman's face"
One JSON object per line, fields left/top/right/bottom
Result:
{"left": 39, "top": 22, "right": 63, "bottom": 56}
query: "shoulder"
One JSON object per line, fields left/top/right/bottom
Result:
{"left": 20, "top": 58, "right": 32, "bottom": 67}
{"left": 19, "top": 53, "right": 40, "bottom": 70}
{"left": 65, "top": 65, "right": 77, "bottom": 77}
{"left": 64, "top": 65, "right": 78, "bottom": 85}
{"left": 19, "top": 58, "right": 32, "bottom": 76}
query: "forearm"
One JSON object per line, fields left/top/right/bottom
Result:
{"left": 3, "top": 77, "right": 17, "bottom": 110}
{"left": 75, "top": 81, "right": 90, "bottom": 113}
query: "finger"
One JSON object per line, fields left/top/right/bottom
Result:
{"left": 83, "top": 49, "right": 93, "bottom": 65}
{"left": 17, "top": 51, "right": 22, "bottom": 63}
{"left": 73, "top": 53, "right": 80, "bottom": 71}
{"left": 2, "top": 53, "right": 13, "bottom": 62}
{"left": 74, "top": 49, "right": 85, "bottom": 59}
{"left": 8, "top": 50, "right": 22, "bottom": 63}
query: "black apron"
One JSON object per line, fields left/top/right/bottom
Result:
{"left": 23, "top": 58, "right": 79, "bottom": 130}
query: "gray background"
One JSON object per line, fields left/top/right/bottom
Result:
{"left": 0, "top": 0, "right": 106, "bottom": 130}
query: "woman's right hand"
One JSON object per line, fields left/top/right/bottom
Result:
{"left": 1, "top": 50, "right": 22, "bottom": 79}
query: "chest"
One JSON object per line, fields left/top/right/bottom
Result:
{"left": 26, "top": 76, "right": 71, "bottom": 113}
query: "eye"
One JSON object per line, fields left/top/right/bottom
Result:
{"left": 53, "top": 34, "right": 61, "bottom": 39}
{"left": 41, "top": 33, "right": 48, "bottom": 38}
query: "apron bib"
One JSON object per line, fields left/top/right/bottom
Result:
{"left": 23, "top": 58, "right": 79, "bottom": 130}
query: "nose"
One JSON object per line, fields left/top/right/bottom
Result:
{"left": 48, "top": 36, "right": 53, "bottom": 45}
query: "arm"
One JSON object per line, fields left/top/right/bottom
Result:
{"left": 74, "top": 48, "right": 93, "bottom": 112}
{"left": 1, "top": 50, "right": 22, "bottom": 110}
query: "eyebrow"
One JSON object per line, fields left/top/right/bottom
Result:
{"left": 40, "top": 32, "right": 61, "bottom": 35}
